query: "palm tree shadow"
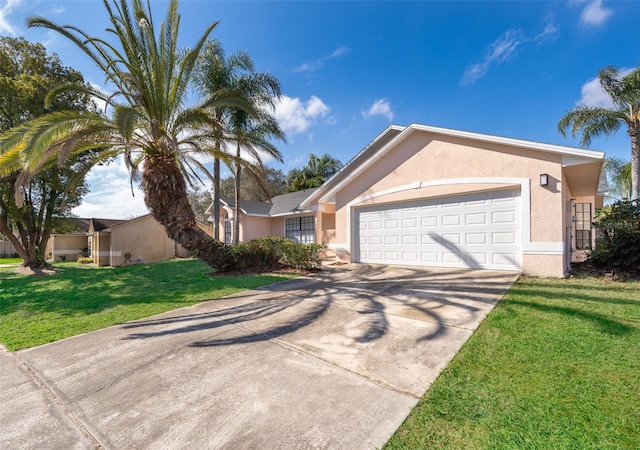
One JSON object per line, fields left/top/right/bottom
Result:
{"left": 120, "top": 265, "right": 513, "bottom": 348}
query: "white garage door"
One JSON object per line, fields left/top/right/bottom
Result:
{"left": 354, "top": 188, "right": 521, "bottom": 271}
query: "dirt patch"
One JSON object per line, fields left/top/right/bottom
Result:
{"left": 14, "top": 266, "right": 59, "bottom": 276}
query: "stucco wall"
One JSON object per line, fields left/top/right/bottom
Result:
{"left": 91, "top": 232, "right": 111, "bottom": 266}
{"left": 270, "top": 217, "right": 285, "bottom": 238}
{"left": 522, "top": 254, "right": 565, "bottom": 277}
{"left": 108, "top": 215, "right": 179, "bottom": 266}
{"left": 48, "top": 235, "right": 87, "bottom": 261}
{"left": 243, "top": 216, "right": 272, "bottom": 242}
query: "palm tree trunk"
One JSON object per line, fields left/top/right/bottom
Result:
{"left": 630, "top": 125, "right": 639, "bottom": 200}
{"left": 213, "top": 154, "right": 221, "bottom": 241}
{"left": 142, "top": 153, "right": 231, "bottom": 272}
{"left": 234, "top": 165, "right": 241, "bottom": 245}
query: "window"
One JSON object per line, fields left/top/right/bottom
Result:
{"left": 224, "top": 220, "right": 232, "bottom": 245}
{"left": 285, "top": 216, "right": 315, "bottom": 243}
{"left": 575, "top": 203, "right": 592, "bottom": 250}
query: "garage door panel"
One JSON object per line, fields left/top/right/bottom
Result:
{"left": 442, "top": 252, "right": 462, "bottom": 263}
{"left": 421, "top": 252, "right": 439, "bottom": 263}
{"left": 466, "top": 233, "right": 487, "bottom": 245}
{"left": 492, "top": 210, "right": 516, "bottom": 224}
{"left": 442, "top": 215, "right": 461, "bottom": 226}
{"left": 467, "top": 253, "right": 488, "bottom": 265}
{"left": 402, "top": 218, "right": 418, "bottom": 228}
{"left": 493, "top": 232, "right": 516, "bottom": 244}
{"left": 421, "top": 216, "right": 438, "bottom": 227}
{"left": 466, "top": 212, "right": 487, "bottom": 225}
{"left": 354, "top": 188, "right": 521, "bottom": 271}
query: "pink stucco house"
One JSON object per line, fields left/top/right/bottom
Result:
{"left": 209, "top": 124, "right": 606, "bottom": 277}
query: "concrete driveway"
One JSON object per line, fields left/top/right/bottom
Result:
{"left": 1, "top": 264, "right": 518, "bottom": 449}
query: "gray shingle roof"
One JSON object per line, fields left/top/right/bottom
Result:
{"left": 269, "top": 188, "right": 319, "bottom": 215}
{"left": 220, "top": 197, "right": 272, "bottom": 216}
{"left": 220, "top": 188, "right": 319, "bottom": 216}
{"left": 90, "top": 218, "right": 128, "bottom": 231}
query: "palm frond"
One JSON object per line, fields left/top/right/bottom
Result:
{"left": 558, "top": 106, "right": 625, "bottom": 146}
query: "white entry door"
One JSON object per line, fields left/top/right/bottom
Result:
{"left": 354, "top": 188, "right": 521, "bottom": 271}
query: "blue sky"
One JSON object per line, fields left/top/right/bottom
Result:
{"left": 1, "top": 0, "right": 639, "bottom": 218}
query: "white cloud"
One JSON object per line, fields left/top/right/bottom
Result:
{"left": 461, "top": 23, "right": 559, "bottom": 85}
{"left": 275, "top": 95, "right": 331, "bottom": 134}
{"left": 72, "top": 156, "right": 149, "bottom": 219}
{"left": 580, "top": 0, "right": 613, "bottom": 27}
{"left": 0, "top": 0, "right": 22, "bottom": 36}
{"left": 294, "top": 46, "right": 350, "bottom": 73}
{"left": 577, "top": 68, "right": 634, "bottom": 108}
{"left": 363, "top": 98, "right": 394, "bottom": 122}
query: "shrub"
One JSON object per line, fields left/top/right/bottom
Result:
{"left": 590, "top": 199, "right": 640, "bottom": 270}
{"left": 227, "top": 237, "right": 324, "bottom": 271}
{"left": 77, "top": 256, "right": 93, "bottom": 265}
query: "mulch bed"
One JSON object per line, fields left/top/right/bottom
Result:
{"left": 569, "top": 261, "right": 640, "bottom": 281}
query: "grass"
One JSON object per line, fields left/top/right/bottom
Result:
{"left": 386, "top": 276, "right": 640, "bottom": 450}
{"left": 0, "top": 257, "right": 22, "bottom": 265}
{"left": 0, "top": 259, "right": 292, "bottom": 351}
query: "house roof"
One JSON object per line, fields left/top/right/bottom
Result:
{"left": 213, "top": 188, "right": 320, "bottom": 218}
{"left": 219, "top": 197, "right": 272, "bottom": 216}
{"left": 301, "top": 123, "right": 606, "bottom": 207}
{"left": 90, "top": 217, "right": 128, "bottom": 232}
{"left": 269, "top": 188, "right": 319, "bottom": 216}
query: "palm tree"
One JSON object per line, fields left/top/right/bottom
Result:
{"left": 603, "top": 156, "right": 632, "bottom": 202}
{"left": 195, "top": 42, "right": 284, "bottom": 244}
{"left": 227, "top": 72, "right": 285, "bottom": 244}
{"left": 558, "top": 66, "right": 640, "bottom": 199}
{"left": 0, "top": 0, "right": 255, "bottom": 271}
{"left": 286, "top": 153, "right": 343, "bottom": 192}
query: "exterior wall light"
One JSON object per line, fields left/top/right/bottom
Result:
{"left": 540, "top": 173, "right": 549, "bottom": 186}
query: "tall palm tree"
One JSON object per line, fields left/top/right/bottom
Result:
{"left": 195, "top": 41, "right": 284, "bottom": 243}
{"left": 603, "top": 156, "right": 632, "bottom": 202}
{"left": 558, "top": 66, "right": 640, "bottom": 199}
{"left": 227, "top": 72, "right": 285, "bottom": 244}
{"left": 0, "top": 0, "right": 254, "bottom": 271}
{"left": 193, "top": 40, "right": 242, "bottom": 241}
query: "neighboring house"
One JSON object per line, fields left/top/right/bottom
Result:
{"left": 0, "top": 234, "right": 17, "bottom": 257}
{"left": 209, "top": 124, "right": 606, "bottom": 277}
{"left": 48, "top": 214, "right": 209, "bottom": 266}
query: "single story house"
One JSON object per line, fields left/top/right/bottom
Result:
{"left": 48, "top": 214, "right": 210, "bottom": 266}
{"left": 210, "top": 124, "right": 606, "bottom": 277}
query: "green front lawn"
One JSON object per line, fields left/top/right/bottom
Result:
{"left": 0, "top": 259, "right": 291, "bottom": 351}
{"left": 0, "top": 257, "right": 22, "bottom": 264}
{"left": 386, "top": 276, "right": 640, "bottom": 449}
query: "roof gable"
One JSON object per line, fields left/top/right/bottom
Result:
{"left": 301, "top": 123, "right": 605, "bottom": 207}
{"left": 207, "top": 188, "right": 320, "bottom": 218}
{"left": 89, "top": 217, "right": 128, "bottom": 232}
